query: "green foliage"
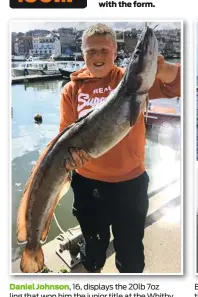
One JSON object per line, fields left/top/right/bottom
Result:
{"left": 41, "top": 265, "right": 68, "bottom": 273}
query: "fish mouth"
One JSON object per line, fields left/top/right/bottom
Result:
{"left": 132, "top": 26, "right": 157, "bottom": 63}
{"left": 137, "top": 27, "right": 154, "bottom": 53}
{"left": 123, "top": 25, "right": 158, "bottom": 90}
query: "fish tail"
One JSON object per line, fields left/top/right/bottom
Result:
{"left": 20, "top": 245, "right": 44, "bottom": 273}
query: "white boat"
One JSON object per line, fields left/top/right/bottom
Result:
{"left": 12, "top": 60, "right": 61, "bottom": 77}
{"left": 12, "top": 63, "right": 29, "bottom": 77}
{"left": 144, "top": 97, "right": 181, "bottom": 126}
{"left": 12, "top": 55, "right": 26, "bottom": 62}
{"left": 26, "top": 61, "right": 60, "bottom": 75}
{"left": 26, "top": 56, "right": 41, "bottom": 62}
{"left": 59, "top": 61, "right": 85, "bottom": 78}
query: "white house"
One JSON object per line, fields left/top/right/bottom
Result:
{"left": 29, "top": 33, "right": 61, "bottom": 57}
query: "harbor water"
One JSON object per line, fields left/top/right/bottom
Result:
{"left": 12, "top": 79, "right": 78, "bottom": 261}
{"left": 12, "top": 75, "right": 181, "bottom": 262}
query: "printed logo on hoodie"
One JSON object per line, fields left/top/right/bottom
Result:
{"left": 77, "top": 86, "right": 113, "bottom": 118}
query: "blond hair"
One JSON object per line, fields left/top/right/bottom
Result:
{"left": 81, "top": 23, "right": 117, "bottom": 51}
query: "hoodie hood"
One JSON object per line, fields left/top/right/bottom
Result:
{"left": 70, "top": 67, "right": 94, "bottom": 81}
{"left": 70, "top": 65, "right": 124, "bottom": 82}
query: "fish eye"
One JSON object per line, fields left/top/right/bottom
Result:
{"left": 134, "top": 49, "right": 141, "bottom": 57}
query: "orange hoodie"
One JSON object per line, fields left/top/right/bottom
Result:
{"left": 60, "top": 64, "right": 181, "bottom": 182}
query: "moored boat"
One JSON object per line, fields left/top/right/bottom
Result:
{"left": 12, "top": 55, "right": 26, "bottom": 62}
{"left": 26, "top": 61, "right": 60, "bottom": 75}
{"left": 144, "top": 97, "right": 181, "bottom": 126}
{"left": 12, "top": 66, "right": 29, "bottom": 77}
{"left": 12, "top": 60, "right": 61, "bottom": 77}
{"left": 59, "top": 61, "right": 85, "bottom": 78}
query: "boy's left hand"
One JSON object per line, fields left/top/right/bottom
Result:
{"left": 156, "top": 54, "right": 179, "bottom": 84}
{"left": 65, "top": 148, "right": 92, "bottom": 171}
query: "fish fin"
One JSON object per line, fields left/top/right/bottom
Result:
{"left": 17, "top": 192, "right": 28, "bottom": 243}
{"left": 58, "top": 179, "right": 71, "bottom": 199}
{"left": 130, "top": 104, "right": 142, "bottom": 127}
{"left": 17, "top": 228, "right": 27, "bottom": 244}
{"left": 20, "top": 245, "right": 44, "bottom": 273}
{"left": 40, "top": 212, "right": 55, "bottom": 244}
{"left": 40, "top": 213, "right": 53, "bottom": 244}
{"left": 40, "top": 180, "right": 71, "bottom": 243}
{"left": 40, "top": 193, "right": 60, "bottom": 243}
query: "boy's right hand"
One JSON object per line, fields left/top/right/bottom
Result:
{"left": 65, "top": 148, "right": 92, "bottom": 171}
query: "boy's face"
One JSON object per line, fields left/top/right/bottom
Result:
{"left": 82, "top": 34, "right": 117, "bottom": 78}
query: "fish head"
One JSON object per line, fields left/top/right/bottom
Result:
{"left": 134, "top": 25, "right": 158, "bottom": 91}
{"left": 125, "top": 25, "right": 158, "bottom": 94}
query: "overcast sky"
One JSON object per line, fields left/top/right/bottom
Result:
{"left": 11, "top": 21, "right": 181, "bottom": 33}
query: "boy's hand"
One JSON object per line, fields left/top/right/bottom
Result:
{"left": 156, "top": 54, "right": 179, "bottom": 84}
{"left": 65, "top": 148, "right": 92, "bottom": 171}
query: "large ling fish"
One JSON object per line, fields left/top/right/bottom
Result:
{"left": 17, "top": 25, "right": 158, "bottom": 273}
